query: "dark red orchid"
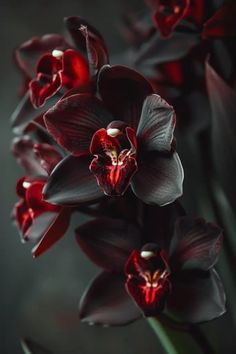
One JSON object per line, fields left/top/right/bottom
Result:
{"left": 29, "top": 48, "right": 89, "bottom": 108}
{"left": 11, "top": 16, "right": 109, "bottom": 134}
{"left": 146, "top": 0, "right": 209, "bottom": 38}
{"left": 126, "top": 217, "right": 225, "bottom": 320}
{"left": 76, "top": 210, "right": 225, "bottom": 325}
{"left": 43, "top": 65, "right": 183, "bottom": 206}
{"left": 14, "top": 176, "right": 71, "bottom": 257}
{"left": 12, "top": 136, "right": 71, "bottom": 257}
{"left": 123, "top": 0, "right": 236, "bottom": 133}
{"left": 150, "top": 0, "right": 191, "bottom": 38}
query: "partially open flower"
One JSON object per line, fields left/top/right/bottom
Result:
{"left": 146, "top": 0, "right": 208, "bottom": 38}
{"left": 29, "top": 48, "right": 89, "bottom": 108}
{"left": 43, "top": 65, "right": 184, "bottom": 206}
{"left": 11, "top": 16, "right": 109, "bottom": 134}
{"left": 14, "top": 177, "right": 71, "bottom": 257}
{"left": 151, "top": 0, "right": 191, "bottom": 38}
{"left": 12, "top": 136, "right": 71, "bottom": 257}
{"left": 15, "top": 177, "right": 59, "bottom": 240}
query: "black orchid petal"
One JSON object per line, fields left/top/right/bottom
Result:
{"left": 134, "top": 31, "right": 199, "bottom": 68}
{"left": 65, "top": 16, "right": 109, "bottom": 76}
{"left": 166, "top": 268, "right": 226, "bottom": 323}
{"left": 79, "top": 272, "right": 142, "bottom": 326}
{"left": 32, "top": 208, "right": 71, "bottom": 258}
{"left": 76, "top": 218, "right": 141, "bottom": 271}
{"left": 98, "top": 65, "right": 153, "bottom": 130}
{"left": 131, "top": 151, "right": 183, "bottom": 205}
{"left": 44, "top": 93, "right": 113, "bottom": 156}
{"left": 24, "top": 212, "right": 58, "bottom": 243}
{"left": 11, "top": 91, "right": 61, "bottom": 135}
{"left": 137, "top": 94, "right": 176, "bottom": 153}
{"left": 169, "top": 217, "right": 223, "bottom": 271}
{"left": 43, "top": 155, "right": 104, "bottom": 206}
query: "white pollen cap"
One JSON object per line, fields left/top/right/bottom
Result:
{"left": 140, "top": 250, "right": 155, "bottom": 259}
{"left": 52, "top": 49, "right": 63, "bottom": 58}
{"left": 107, "top": 128, "right": 121, "bottom": 138}
{"left": 22, "top": 181, "right": 31, "bottom": 189}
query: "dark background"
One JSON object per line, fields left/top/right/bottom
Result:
{"left": 1, "top": 1, "right": 235, "bottom": 353}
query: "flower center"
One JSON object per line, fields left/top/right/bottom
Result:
{"left": 89, "top": 121, "right": 138, "bottom": 196}
{"left": 125, "top": 246, "right": 172, "bottom": 315}
{"left": 140, "top": 269, "right": 170, "bottom": 304}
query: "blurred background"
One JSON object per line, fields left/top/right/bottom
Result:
{"left": 1, "top": 0, "right": 235, "bottom": 353}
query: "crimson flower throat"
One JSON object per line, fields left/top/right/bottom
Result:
{"left": 89, "top": 121, "right": 138, "bottom": 196}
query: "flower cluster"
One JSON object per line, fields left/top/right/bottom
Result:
{"left": 11, "top": 15, "right": 225, "bottom": 329}
{"left": 123, "top": 0, "right": 236, "bottom": 134}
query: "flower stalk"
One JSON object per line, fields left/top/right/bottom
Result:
{"left": 148, "top": 317, "right": 215, "bottom": 354}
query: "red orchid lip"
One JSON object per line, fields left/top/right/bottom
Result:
{"left": 15, "top": 178, "right": 60, "bottom": 238}
{"left": 125, "top": 245, "right": 171, "bottom": 316}
{"left": 29, "top": 49, "right": 89, "bottom": 108}
{"left": 89, "top": 121, "right": 138, "bottom": 196}
{"left": 14, "top": 176, "right": 71, "bottom": 257}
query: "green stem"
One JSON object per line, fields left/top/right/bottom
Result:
{"left": 148, "top": 317, "right": 215, "bottom": 354}
{"left": 148, "top": 318, "right": 180, "bottom": 354}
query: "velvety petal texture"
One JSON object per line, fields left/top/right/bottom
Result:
{"left": 98, "top": 65, "right": 153, "bottom": 129}
{"left": 134, "top": 31, "right": 199, "bottom": 68}
{"left": 169, "top": 217, "right": 223, "bottom": 271}
{"left": 167, "top": 269, "right": 226, "bottom": 323}
{"left": 79, "top": 272, "right": 141, "bottom": 326}
{"left": 43, "top": 155, "right": 104, "bottom": 205}
{"left": 76, "top": 218, "right": 141, "bottom": 271}
{"left": 137, "top": 94, "right": 176, "bottom": 153}
{"left": 11, "top": 91, "right": 61, "bottom": 135}
{"left": 32, "top": 208, "right": 71, "bottom": 258}
{"left": 131, "top": 152, "right": 184, "bottom": 205}
{"left": 44, "top": 94, "right": 113, "bottom": 155}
